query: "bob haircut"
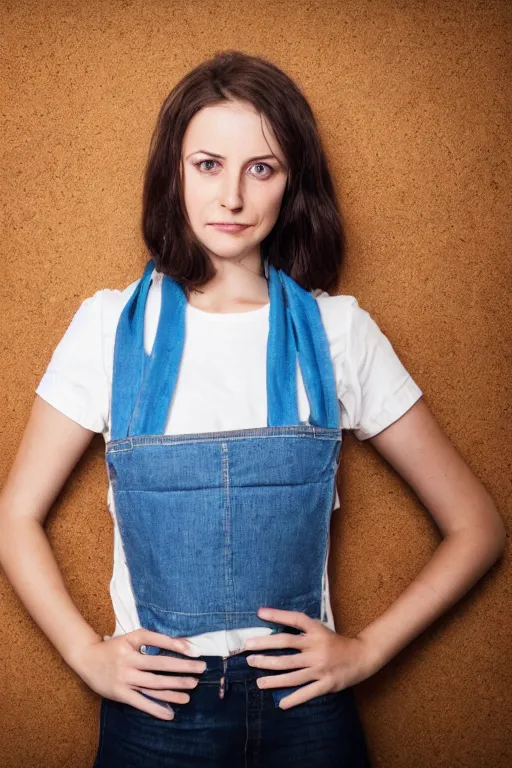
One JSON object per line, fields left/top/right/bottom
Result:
{"left": 141, "top": 49, "right": 345, "bottom": 295}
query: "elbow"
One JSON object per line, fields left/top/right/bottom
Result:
{"left": 472, "top": 517, "right": 508, "bottom": 563}
{"left": 491, "top": 525, "right": 508, "bottom": 559}
{"left": 487, "top": 506, "right": 508, "bottom": 557}
{"left": 447, "top": 511, "right": 508, "bottom": 568}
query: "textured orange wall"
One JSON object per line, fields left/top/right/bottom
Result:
{"left": 1, "top": 1, "right": 510, "bottom": 766}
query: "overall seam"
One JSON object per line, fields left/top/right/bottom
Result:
{"left": 221, "top": 442, "right": 234, "bottom": 628}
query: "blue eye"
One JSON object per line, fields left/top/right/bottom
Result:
{"left": 251, "top": 163, "right": 274, "bottom": 177}
{"left": 195, "top": 159, "right": 218, "bottom": 172}
{"left": 193, "top": 160, "right": 275, "bottom": 178}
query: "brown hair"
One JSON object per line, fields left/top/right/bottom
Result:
{"left": 141, "top": 50, "right": 345, "bottom": 295}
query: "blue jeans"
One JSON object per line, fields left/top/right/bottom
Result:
{"left": 92, "top": 648, "right": 371, "bottom": 767}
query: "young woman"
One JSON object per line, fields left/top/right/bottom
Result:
{"left": 0, "top": 50, "right": 505, "bottom": 767}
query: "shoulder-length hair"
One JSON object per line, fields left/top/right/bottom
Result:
{"left": 141, "top": 50, "right": 344, "bottom": 295}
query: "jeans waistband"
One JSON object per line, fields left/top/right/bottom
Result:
{"left": 158, "top": 647, "right": 301, "bottom": 684}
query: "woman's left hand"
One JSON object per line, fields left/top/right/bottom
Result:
{"left": 241, "top": 607, "right": 381, "bottom": 709}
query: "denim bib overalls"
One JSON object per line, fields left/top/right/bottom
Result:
{"left": 104, "top": 257, "right": 343, "bottom": 704}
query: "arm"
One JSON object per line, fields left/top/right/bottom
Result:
{"left": 355, "top": 396, "right": 507, "bottom": 673}
{"left": 0, "top": 394, "right": 207, "bottom": 719}
{"left": 0, "top": 395, "right": 103, "bottom": 669}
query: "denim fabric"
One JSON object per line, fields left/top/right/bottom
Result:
{"left": 105, "top": 257, "right": 343, "bottom": 675}
{"left": 106, "top": 427, "right": 341, "bottom": 644}
{"left": 92, "top": 649, "right": 372, "bottom": 768}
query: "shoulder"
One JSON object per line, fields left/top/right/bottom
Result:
{"left": 100, "top": 273, "right": 146, "bottom": 316}
{"left": 311, "top": 288, "right": 368, "bottom": 357}
{"left": 311, "top": 286, "right": 420, "bottom": 393}
{"left": 96, "top": 269, "right": 157, "bottom": 337}
{"left": 60, "top": 273, "right": 143, "bottom": 333}
{"left": 312, "top": 288, "right": 361, "bottom": 323}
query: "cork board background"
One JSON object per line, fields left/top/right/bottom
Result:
{"left": 1, "top": 1, "right": 510, "bottom": 766}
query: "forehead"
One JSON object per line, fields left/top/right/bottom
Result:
{"left": 182, "top": 100, "right": 285, "bottom": 163}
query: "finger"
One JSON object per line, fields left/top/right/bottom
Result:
{"left": 257, "top": 667, "right": 315, "bottom": 690}
{"left": 246, "top": 652, "right": 308, "bottom": 671}
{"left": 277, "top": 681, "right": 331, "bottom": 710}
{"left": 258, "top": 607, "right": 315, "bottom": 633}
{"left": 243, "top": 632, "right": 305, "bottom": 652}
{"left": 122, "top": 689, "right": 176, "bottom": 720}
{"left": 132, "top": 686, "right": 192, "bottom": 705}
{"left": 128, "top": 669, "right": 200, "bottom": 691}
{"left": 127, "top": 629, "right": 200, "bottom": 657}
{"left": 135, "top": 652, "right": 207, "bottom": 676}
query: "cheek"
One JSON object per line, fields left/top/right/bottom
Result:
{"left": 259, "top": 196, "right": 285, "bottom": 230}
{"left": 256, "top": 182, "right": 287, "bottom": 218}
{"left": 182, "top": 175, "right": 209, "bottom": 219}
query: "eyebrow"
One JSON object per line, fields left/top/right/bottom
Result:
{"left": 188, "top": 149, "right": 280, "bottom": 164}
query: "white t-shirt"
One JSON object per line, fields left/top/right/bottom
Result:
{"left": 36, "top": 268, "right": 423, "bottom": 657}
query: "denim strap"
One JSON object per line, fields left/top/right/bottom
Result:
{"left": 110, "top": 259, "right": 338, "bottom": 441}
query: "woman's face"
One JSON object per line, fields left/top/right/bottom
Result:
{"left": 180, "top": 99, "right": 289, "bottom": 267}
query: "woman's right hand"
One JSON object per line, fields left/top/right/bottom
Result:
{"left": 68, "top": 629, "right": 207, "bottom": 720}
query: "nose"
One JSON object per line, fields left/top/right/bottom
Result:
{"left": 218, "top": 168, "right": 244, "bottom": 211}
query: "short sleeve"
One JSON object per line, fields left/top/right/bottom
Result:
{"left": 35, "top": 289, "right": 109, "bottom": 434}
{"left": 327, "top": 296, "right": 423, "bottom": 441}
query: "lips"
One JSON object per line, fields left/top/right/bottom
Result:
{"left": 209, "top": 223, "right": 251, "bottom": 232}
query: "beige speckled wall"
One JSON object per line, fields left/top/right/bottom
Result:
{"left": 1, "top": 1, "right": 510, "bottom": 766}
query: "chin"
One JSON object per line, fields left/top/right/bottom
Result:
{"left": 203, "top": 244, "right": 246, "bottom": 259}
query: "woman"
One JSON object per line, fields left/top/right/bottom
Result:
{"left": 0, "top": 50, "right": 505, "bottom": 767}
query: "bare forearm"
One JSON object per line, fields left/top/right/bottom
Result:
{"left": 0, "top": 517, "right": 102, "bottom": 669}
{"left": 357, "top": 526, "right": 506, "bottom": 672}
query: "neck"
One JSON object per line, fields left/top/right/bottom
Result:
{"left": 188, "top": 254, "right": 269, "bottom": 313}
